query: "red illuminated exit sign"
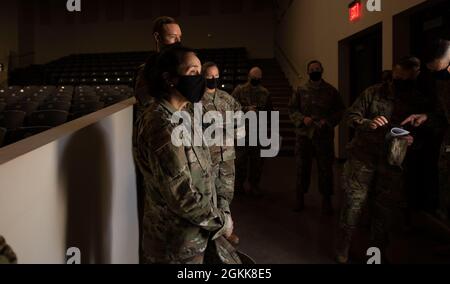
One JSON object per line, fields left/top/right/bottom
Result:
{"left": 349, "top": 0, "right": 362, "bottom": 22}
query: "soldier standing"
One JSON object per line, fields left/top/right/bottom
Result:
{"left": 202, "top": 62, "right": 242, "bottom": 217}
{"left": 134, "top": 16, "right": 182, "bottom": 111}
{"left": 132, "top": 16, "right": 182, "bottom": 262}
{"left": 336, "top": 57, "right": 423, "bottom": 264}
{"left": 402, "top": 39, "right": 450, "bottom": 222}
{"left": 232, "top": 67, "right": 273, "bottom": 197}
{"left": 289, "top": 60, "right": 345, "bottom": 214}
{"left": 134, "top": 45, "right": 240, "bottom": 264}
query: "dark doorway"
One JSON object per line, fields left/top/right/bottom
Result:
{"left": 338, "top": 23, "right": 383, "bottom": 159}
{"left": 394, "top": 0, "right": 449, "bottom": 64}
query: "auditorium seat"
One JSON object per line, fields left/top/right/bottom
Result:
{"left": 101, "top": 94, "right": 129, "bottom": 107}
{"left": 221, "top": 83, "right": 234, "bottom": 93}
{"left": 39, "top": 101, "right": 72, "bottom": 112}
{"left": 5, "top": 126, "right": 52, "bottom": 145}
{"left": 71, "top": 101, "right": 105, "bottom": 116}
{"left": 28, "top": 110, "right": 69, "bottom": 127}
{"left": 0, "top": 111, "right": 27, "bottom": 130}
{"left": 72, "top": 96, "right": 101, "bottom": 104}
{"left": 6, "top": 102, "right": 40, "bottom": 116}
{"left": 0, "top": 102, "right": 5, "bottom": 113}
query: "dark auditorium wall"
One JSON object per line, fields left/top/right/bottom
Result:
{"left": 275, "top": 0, "right": 426, "bottom": 88}
{"left": 27, "top": 0, "right": 275, "bottom": 64}
{"left": 0, "top": 1, "right": 19, "bottom": 86}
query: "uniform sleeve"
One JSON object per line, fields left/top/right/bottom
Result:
{"left": 346, "top": 88, "right": 374, "bottom": 131}
{"left": 425, "top": 96, "right": 448, "bottom": 130}
{"left": 264, "top": 91, "right": 273, "bottom": 112}
{"left": 288, "top": 88, "right": 306, "bottom": 128}
{"left": 146, "top": 139, "right": 228, "bottom": 233}
{"left": 326, "top": 88, "right": 346, "bottom": 127}
{"left": 232, "top": 86, "right": 252, "bottom": 112}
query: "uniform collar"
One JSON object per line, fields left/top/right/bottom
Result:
{"left": 306, "top": 79, "right": 326, "bottom": 89}
{"left": 159, "top": 98, "right": 192, "bottom": 114}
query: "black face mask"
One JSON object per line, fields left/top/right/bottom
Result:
{"left": 393, "top": 79, "right": 416, "bottom": 92}
{"left": 250, "top": 78, "right": 261, "bottom": 86}
{"left": 206, "top": 78, "right": 219, "bottom": 90}
{"left": 309, "top": 71, "right": 323, "bottom": 82}
{"left": 176, "top": 75, "right": 206, "bottom": 103}
{"left": 433, "top": 65, "right": 450, "bottom": 81}
{"left": 159, "top": 42, "right": 182, "bottom": 54}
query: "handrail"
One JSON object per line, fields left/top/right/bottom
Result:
{"left": 275, "top": 43, "right": 302, "bottom": 81}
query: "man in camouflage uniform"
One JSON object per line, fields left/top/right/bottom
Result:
{"left": 231, "top": 67, "right": 273, "bottom": 197}
{"left": 133, "top": 16, "right": 182, "bottom": 262}
{"left": 134, "top": 16, "right": 182, "bottom": 110}
{"left": 336, "top": 57, "right": 424, "bottom": 264}
{"left": 0, "top": 235, "right": 17, "bottom": 264}
{"left": 135, "top": 99, "right": 241, "bottom": 264}
{"left": 403, "top": 39, "right": 450, "bottom": 222}
{"left": 289, "top": 60, "right": 345, "bottom": 214}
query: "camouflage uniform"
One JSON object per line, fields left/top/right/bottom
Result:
{"left": 288, "top": 80, "right": 345, "bottom": 202}
{"left": 202, "top": 89, "right": 242, "bottom": 213}
{"left": 231, "top": 82, "right": 273, "bottom": 194}
{"left": 337, "top": 82, "right": 428, "bottom": 257}
{"left": 134, "top": 99, "right": 241, "bottom": 264}
{"left": 133, "top": 53, "right": 158, "bottom": 262}
{"left": 0, "top": 236, "right": 17, "bottom": 264}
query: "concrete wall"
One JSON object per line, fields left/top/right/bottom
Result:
{"left": 32, "top": 0, "right": 275, "bottom": 64}
{"left": 0, "top": 105, "right": 138, "bottom": 264}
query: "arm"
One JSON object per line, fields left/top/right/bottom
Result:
{"left": 148, "top": 140, "right": 229, "bottom": 234}
{"left": 346, "top": 89, "right": 374, "bottom": 131}
{"left": 288, "top": 88, "right": 306, "bottom": 128}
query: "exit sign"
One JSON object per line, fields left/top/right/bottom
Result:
{"left": 349, "top": 0, "right": 362, "bottom": 22}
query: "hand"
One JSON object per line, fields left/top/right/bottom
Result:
{"left": 224, "top": 215, "right": 234, "bottom": 239}
{"left": 401, "top": 114, "right": 428, "bottom": 127}
{"left": 303, "top": 117, "right": 314, "bottom": 127}
{"left": 401, "top": 135, "right": 414, "bottom": 146}
{"left": 369, "top": 116, "right": 389, "bottom": 130}
{"left": 319, "top": 119, "right": 328, "bottom": 128}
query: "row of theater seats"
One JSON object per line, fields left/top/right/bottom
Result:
{"left": 0, "top": 85, "right": 133, "bottom": 147}
{"left": 9, "top": 49, "right": 250, "bottom": 91}
{"left": 44, "top": 52, "right": 152, "bottom": 86}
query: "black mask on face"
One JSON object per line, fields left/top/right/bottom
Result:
{"left": 393, "top": 79, "right": 416, "bottom": 92}
{"left": 206, "top": 78, "right": 219, "bottom": 90}
{"left": 176, "top": 75, "right": 206, "bottom": 103}
{"left": 160, "top": 41, "right": 182, "bottom": 52}
{"left": 433, "top": 65, "right": 450, "bottom": 81}
{"left": 309, "top": 71, "right": 323, "bottom": 82}
{"left": 250, "top": 78, "right": 261, "bottom": 86}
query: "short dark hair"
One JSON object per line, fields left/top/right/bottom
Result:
{"left": 146, "top": 45, "right": 196, "bottom": 99}
{"left": 202, "top": 62, "right": 218, "bottom": 76}
{"left": 153, "top": 16, "right": 178, "bottom": 35}
{"left": 396, "top": 56, "right": 421, "bottom": 70}
{"left": 307, "top": 60, "right": 323, "bottom": 72}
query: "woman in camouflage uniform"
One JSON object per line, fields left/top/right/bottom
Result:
{"left": 134, "top": 45, "right": 240, "bottom": 264}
